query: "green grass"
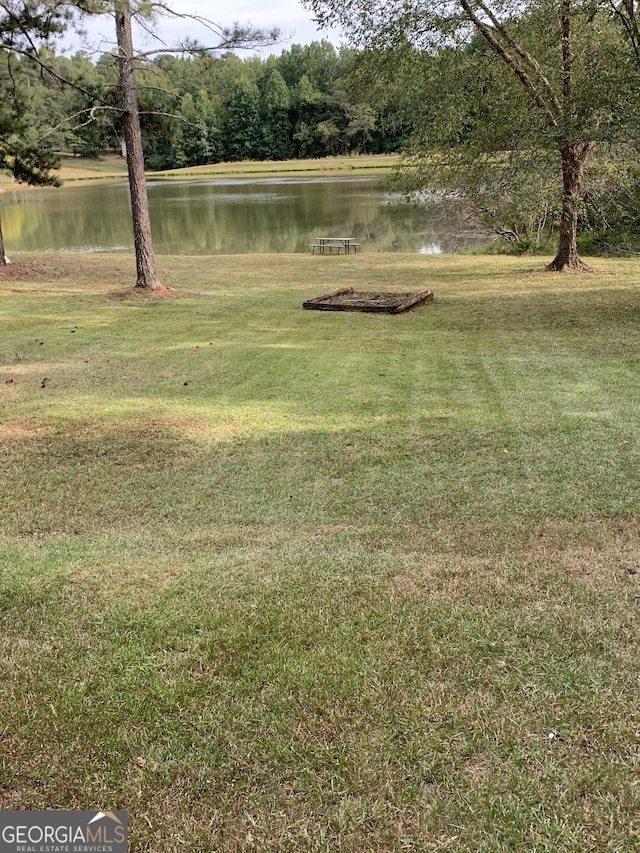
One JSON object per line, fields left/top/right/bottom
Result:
{"left": 148, "top": 153, "right": 398, "bottom": 180}
{"left": 2, "top": 252, "right": 640, "bottom": 851}
{"left": 0, "top": 154, "right": 397, "bottom": 191}
{"left": 0, "top": 155, "right": 130, "bottom": 188}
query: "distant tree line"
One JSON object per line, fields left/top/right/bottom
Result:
{"left": 12, "top": 40, "right": 405, "bottom": 169}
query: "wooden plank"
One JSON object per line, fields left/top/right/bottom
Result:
{"left": 303, "top": 286, "right": 354, "bottom": 308}
{"left": 302, "top": 288, "right": 434, "bottom": 314}
{"left": 306, "top": 301, "right": 367, "bottom": 311}
{"left": 388, "top": 289, "right": 434, "bottom": 313}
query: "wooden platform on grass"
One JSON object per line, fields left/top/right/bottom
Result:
{"left": 303, "top": 286, "right": 433, "bottom": 314}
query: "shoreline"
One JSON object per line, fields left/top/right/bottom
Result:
{"left": 0, "top": 153, "right": 398, "bottom": 193}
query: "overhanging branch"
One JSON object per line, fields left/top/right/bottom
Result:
{"left": 458, "top": 0, "right": 559, "bottom": 127}
{"left": 473, "top": 0, "right": 562, "bottom": 115}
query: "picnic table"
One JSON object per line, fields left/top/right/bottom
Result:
{"left": 310, "top": 237, "right": 359, "bottom": 255}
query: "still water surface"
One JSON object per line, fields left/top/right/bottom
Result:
{"left": 0, "top": 175, "right": 486, "bottom": 255}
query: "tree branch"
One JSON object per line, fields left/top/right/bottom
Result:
{"left": 458, "top": 0, "right": 559, "bottom": 127}
{"left": 138, "top": 108, "right": 205, "bottom": 129}
{"left": 561, "top": 0, "right": 572, "bottom": 106}
{"left": 473, "top": 0, "right": 562, "bottom": 115}
{"left": 2, "top": 43, "right": 114, "bottom": 107}
{"left": 608, "top": 0, "right": 640, "bottom": 65}
{"left": 37, "top": 104, "right": 123, "bottom": 139}
{"left": 140, "top": 3, "right": 283, "bottom": 47}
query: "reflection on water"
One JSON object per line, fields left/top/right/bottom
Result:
{"left": 0, "top": 175, "right": 488, "bottom": 255}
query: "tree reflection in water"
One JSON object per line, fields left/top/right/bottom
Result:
{"left": 0, "top": 176, "right": 489, "bottom": 255}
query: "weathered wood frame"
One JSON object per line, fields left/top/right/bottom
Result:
{"left": 303, "top": 287, "right": 434, "bottom": 314}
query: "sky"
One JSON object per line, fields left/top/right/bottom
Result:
{"left": 65, "top": 0, "right": 344, "bottom": 57}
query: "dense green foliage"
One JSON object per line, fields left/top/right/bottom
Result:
{"left": 12, "top": 40, "right": 405, "bottom": 168}
{"left": 0, "top": 2, "right": 70, "bottom": 261}
{"left": 305, "top": 0, "right": 640, "bottom": 259}
{"left": 0, "top": 3, "right": 67, "bottom": 186}
{"left": 380, "top": 28, "right": 640, "bottom": 253}
{"left": 0, "top": 51, "right": 61, "bottom": 185}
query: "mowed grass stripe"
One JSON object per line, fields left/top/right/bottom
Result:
{"left": 1, "top": 252, "right": 640, "bottom": 851}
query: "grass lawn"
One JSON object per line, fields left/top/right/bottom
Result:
{"left": 148, "top": 154, "right": 398, "bottom": 180}
{"left": 0, "top": 155, "right": 130, "bottom": 189}
{"left": 1, "top": 251, "right": 640, "bottom": 851}
{"left": 0, "top": 153, "right": 398, "bottom": 191}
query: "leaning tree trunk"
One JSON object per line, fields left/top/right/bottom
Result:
{"left": 0, "top": 214, "right": 7, "bottom": 266}
{"left": 547, "top": 142, "right": 593, "bottom": 271}
{"left": 115, "top": 0, "right": 162, "bottom": 290}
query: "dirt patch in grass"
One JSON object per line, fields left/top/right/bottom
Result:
{"left": 0, "top": 263, "right": 38, "bottom": 281}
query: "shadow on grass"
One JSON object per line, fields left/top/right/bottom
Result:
{"left": 2, "top": 258, "right": 640, "bottom": 850}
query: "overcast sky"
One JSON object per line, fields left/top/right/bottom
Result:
{"left": 66, "top": 1, "right": 343, "bottom": 57}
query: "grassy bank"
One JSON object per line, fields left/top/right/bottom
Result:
{"left": 0, "top": 155, "right": 128, "bottom": 189}
{"left": 148, "top": 153, "right": 398, "bottom": 180}
{"left": 1, "top": 252, "right": 640, "bottom": 851}
{"left": 0, "top": 153, "right": 398, "bottom": 191}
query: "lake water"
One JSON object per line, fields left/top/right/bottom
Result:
{"left": 0, "top": 175, "right": 487, "bottom": 255}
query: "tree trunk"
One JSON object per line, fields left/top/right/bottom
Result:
{"left": 0, "top": 214, "right": 7, "bottom": 266}
{"left": 547, "top": 142, "right": 593, "bottom": 271}
{"left": 115, "top": 0, "right": 162, "bottom": 290}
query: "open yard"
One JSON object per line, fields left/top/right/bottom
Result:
{"left": 1, "top": 251, "right": 640, "bottom": 851}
